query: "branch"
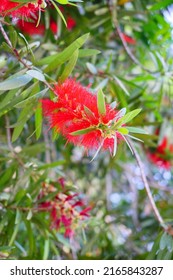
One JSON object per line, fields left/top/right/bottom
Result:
{"left": 0, "top": 21, "right": 31, "bottom": 69}
{"left": 6, "top": 205, "right": 53, "bottom": 212}
{"left": 0, "top": 21, "right": 54, "bottom": 92}
{"left": 106, "top": 0, "right": 158, "bottom": 74}
{"left": 127, "top": 139, "right": 167, "bottom": 229}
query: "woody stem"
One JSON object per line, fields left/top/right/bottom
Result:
{"left": 127, "top": 139, "right": 167, "bottom": 229}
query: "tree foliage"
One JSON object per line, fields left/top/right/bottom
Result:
{"left": 0, "top": 0, "right": 173, "bottom": 260}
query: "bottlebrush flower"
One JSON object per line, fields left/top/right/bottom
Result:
{"left": 0, "top": 0, "right": 47, "bottom": 18}
{"left": 42, "top": 79, "right": 119, "bottom": 153}
{"left": 38, "top": 179, "right": 91, "bottom": 238}
{"left": 121, "top": 33, "right": 136, "bottom": 45}
{"left": 17, "top": 19, "right": 45, "bottom": 35}
{"left": 42, "top": 79, "right": 142, "bottom": 156}
{"left": 17, "top": 16, "right": 76, "bottom": 36}
{"left": 148, "top": 137, "right": 173, "bottom": 169}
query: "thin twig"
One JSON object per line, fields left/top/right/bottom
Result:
{"left": 0, "top": 21, "right": 54, "bottom": 91}
{"left": 107, "top": 0, "right": 158, "bottom": 75}
{"left": 0, "top": 21, "right": 31, "bottom": 69}
{"left": 149, "top": 181, "right": 173, "bottom": 195}
{"left": 127, "top": 139, "right": 167, "bottom": 229}
{"left": 6, "top": 205, "right": 53, "bottom": 212}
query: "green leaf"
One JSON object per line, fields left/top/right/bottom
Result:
{"left": 117, "top": 127, "right": 129, "bottom": 135}
{"left": 51, "top": 0, "right": 67, "bottom": 27}
{"left": 35, "top": 104, "right": 42, "bottom": 140}
{"left": 15, "top": 87, "right": 48, "bottom": 108}
{"left": 0, "top": 89, "right": 18, "bottom": 110}
{"left": 59, "top": 49, "right": 78, "bottom": 82}
{"left": 26, "top": 70, "right": 45, "bottom": 82}
{"left": 15, "top": 209, "right": 21, "bottom": 225}
{"left": 160, "top": 232, "right": 168, "bottom": 250}
{"left": 55, "top": 0, "right": 68, "bottom": 4}
{"left": 9, "top": 223, "right": 20, "bottom": 246}
{"left": 37, "top": 160, "right": 65, "bottom": 170}
{"left": 84, "top": 106, "right": 95, "bottom": 118}
{"left": 12, "top": 103, "right": 34, "bottom": 142}
{"left": 0, "top": 74, "right": 32, "bottom": 91}
{"left": 24, "top": 220, "right": 35, "bottom": 257}
{"left": 149, "top": 0, "right": 173, "bottom": 11}
{"left": 97, "top": 88, "right": 106, "bottom": 116}
{"left": 95, "top": 78, "right": 109, "bottom": 91}
{"left": 114, "top": 109, "right": 142, "bottom": 128}
{"left": 70, "top": 127, "right": 96, "bottom": 136}
{"left": 26, "top": 210, "right": 33, "bottom": 221}
{"left": 38, "top": 33, "right": 89, "bottom": 72}
{"left": 78, "top": 49, "right": 101, "bottom": 58}
{"left": 0, "top": 166, "right": 15, "bottom": 190}
{"left": 126, "top": 127, "right": 148, "bottom": 134}
{"left": 113, "top": 75, "right": 130, "bottom": 96}
{"left": 43, "top": 238, "right": 50, "bottom": 260}
{"left": 86, "top": 62, "right": 97, "bottom": 74}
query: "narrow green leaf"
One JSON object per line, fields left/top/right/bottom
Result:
{"left": 0, "top": 74, "right": 32, "bottom": 91}
{"left": 12, "top": 103, "right": 34, "bottom": 142}
{"left": 78, "top": 49, "right": 101, "bottom": 58}
{"left": 51, "top": 0, "right": 67, "bottom": 27}
{"left": 15, "top": 209, "right": 21, "bottom": 225}
{"left": 35, "top": 104, "right": 42, "bottom": 140}
{"left": 15, "top": 87, "right": 48, "bottom": 108}
{"left": 110, "top": 101, "right": 117, "bottom": 109}
{"left": 55, "top": 0, "right": 68, "bottom": 4}
{"left": 126, "top": 126, "right": 148, "bottom": 134}
{"left": 160, "top": 232, "right": 168, "bottom": 250}
{"left": 59, "top": 49, "right": 78, "bottom": 82}
{"left": 149, "top": 0, "right": 172, "bottom": 11}
{"left": 37, "top": 160, "right": 65, "bottom": 170}
{"left": 114, "top": 109, "right": 142, "bottom": 127}
{"left": 26, "top": 70, "right": 45, "bottom": 82}
{"left": 43, "top": 238, "right": 50, "bottom": 260}
{"left": 97, "top": 88, "right": 106, "bottom": 116}
{"left": 113, "top": 75, "right": 130, "bottom": 96}
{"left": 71, "top": 127, "right": 95, "bottom": 136}
{"left": 114, "top": 107, "right": 126, "bottom": 121}
{"left": 86, "top": 62, "right": 97, "bottom": 74}
{"left": 95, "top": 78, "right": 109, "bottom": 91}
{"left": 117, "top": 127, "right": 129, "bottom": 135}
{"left": 9, "top": 224, "right": 20, "bottom": 246}
{"left": 24, "top": 220, "right": 35, "bottom": 257}
{"left": 38, "top": 33, "right": 89, "bottom": 72}
{"left": 26, "top": 210, "right": 33, "bottom": 221}
{"left": 84, "top": 106, "right": 95, "bottom": 118}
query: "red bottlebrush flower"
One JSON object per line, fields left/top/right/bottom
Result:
{"left": 121, "top": 33, "right": 136, "bottom": 45}
{"left": 42, "top": 79, "right": 123, "bottom": 154}
{"left": 0, "top": 0, "right": 46, "bottom": 18}
{"left": 38, "top": 180, "right": 91, "bottom": 238}
{"left": 50, "top": 17, "right": 76, "bottom": 34}
{"left": 67, "top": 16, "right": 76, "bottom": 30}
{"left": 148, "top": 136, "right": 173, "bottom": 169}
{"left": 17, "top": 19, "right": 45, "bottom": 35}
{"left": 50, "top": 20, "right": 58, "bottom": 34}
{"left": 17, "top": 17, "right": 75, "bottom": 36}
